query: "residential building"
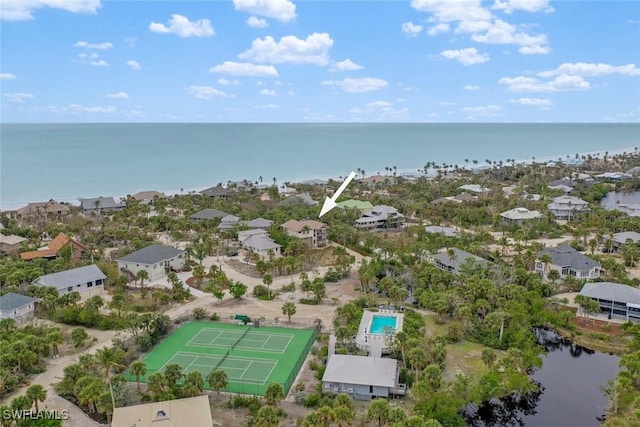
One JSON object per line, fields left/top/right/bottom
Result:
{"left": 431, "top": 248, "right": 491, "bottom": 275}
{"left": 337, "top": 199, "right": 374, "bottom": 213}
{"left": 279, "top": 192, "right": 318, "bottom": 207}
{"left": 535, "top": 244, "right": 601, "bottom": 280}
{"left": 0, "top": 234, "right": 27, "bottom": 254}
{"left": 0, "top": 292, "right": 37, "bottom": 324}
{"left": 595, "top": 172, "right": 632, "bottom": 181}
{"left": 241, "top": 235, "right": 282, "bottom": 260}
{"left": 458, "top": 184, "right": 490, "bottom": 194}
{"left": 322, "top": 354, "right": 406, "bottom": 400}
{"left": 117, "top": 244, "right": 185, "bottom": 282}
{"left": 358, "top": 175, "right": 395, "bottom": 187}
{"left": 200, "top": 184, "right": 229, "bottom": 200}
{"left": 281, "top": 219, "right": 328, "bottom": 248}
{"left": 189, "top": 209, "right": 229, "bottom": 222}
{"left": 218, "top": 215, "right": 240, "bottom": 231}
{"left": 424, "top": 226, "right": 458, "bottom": 238}
{"left": 111, "top": 395, "right": 213, "bottom": 427}
{"left": 355, "top": 205, "right": 404, "bottom": 230}
{"left": 20, "top": 232, "right": 88, "bottom": 261}
{"left": 547, "top": 195, "right": 590, "bottom": 220}
{"left": 500, "top": 207, "right": 544, "bottom": 226}
{"left": 131, "top": 190, "right": 166, "bottom": 205}
{"left": 11, "top": 201, "right": 70, "bottom": 221}
{"left": 431, "top": 192, "right": 477, "bottom": 204}
{"left": 579, "top": 282, "right": 640, "bottom": 322}
{"left": 614, "top": 203, "right": 640, "bottom": 217}
{"left": 79, "top": 196, "right": 124, "bottom": 214}
{"left": 33, "top": 264, "right": 106, "bottom": 298}
{"left": 246, "top": 218, "right": 273, "bottom": 229}
{"left": 238, "top": 229, "right": 270, "bottom": 243}
{"left": 612, "top": 231, "right": 640, "bottom": 251}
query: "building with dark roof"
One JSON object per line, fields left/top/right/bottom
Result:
{"left": 535, "top": 244, "right": 601, "bottom": 280}
{"left": 0, "top": 292, "right": 37, "bottom": 324}
{"left": 612, "top": 231, "right": 640, "bottom": 251}
{"left": 189, "top": 209, "right": 230, "bottom": 222}
{"left": 580, "top": 282, "right": 640, "bottom": 322}
{"left": 79, "top": 197, "right": 124, "bottom": 213}
{"left": 199, "top": 185, "right": 229, "bottom": 200}
{"left": 33, "top": 264, "right": 106, "bottom": 298}
{"left": 116, "top": 244, "right": 185, "bottom": 282}
{"left": 431, "top": 248, "right": 491, "bottom": 275}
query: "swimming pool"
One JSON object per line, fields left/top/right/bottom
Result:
{"left": 369, "top": 315, "right": 398, "bottom": 334}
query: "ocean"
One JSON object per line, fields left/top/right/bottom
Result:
{"left": 1, "top": 123, "right": 639, "bottom": 211}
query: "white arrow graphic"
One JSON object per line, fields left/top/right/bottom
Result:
{"left": 319, "top": 171, "right": 357, "bottom": 218}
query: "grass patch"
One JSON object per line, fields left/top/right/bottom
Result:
{"left": 442, "top": 340, "right": 491, "bottom": 382}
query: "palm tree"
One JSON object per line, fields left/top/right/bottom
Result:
{"left": 183, "top": 371, "right": 205, "bottom": 397}
{"left": 47, "top": 330, "right": 64, "bottom": 358}
{"left": 207, "top": 369, "right": 228, "bottom": 399}
{"left": 333, "top": 405, "right": 355, "bottom": 427}
{"left": 130, "top": 361, "right": 147, "bottom": 390}
{"left": 264, "top": 382, "right": 284, "bottom": 406}
{"left": 136, "top": 269, "right": 149, "bottom": 289}
{"left": 282, "top": 301, "right": 296, "bottom": 323}
{"left": 367, "top": 399, "right": 391, "bottom": 427}
{"left": 26, "top": 384, "right": 46, "bottom": 412}
{"left": 254, "top": 405, "right": 279, "bottom": 427}
{"left": 95, "top": 347, "right": 125, "bottom": 381}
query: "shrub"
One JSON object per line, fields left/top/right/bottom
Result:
{"left": 304, "top": 393, "right": 322, "bottom": 408}
{"left": 192, "top": 308, "right": 208, "bottom": 320}
{"left": 299, "top": 298, "right": 319, "bottom": 305}
{"left": 210, "top": 313, "right": 220, "bottom": 321}
{"left": 324, "top": 269, "right": 342, "bottom": 283}
{"left": 446, "top": 322, "right": 464, "bottom": 343}
{"left": 253, "top": 285, "right": 269, "bottom": 297}
{"left": 315, "top": 366, "right": 326, "bottom": 380}
{"left": 280, "top": 283, "right": 296, "bottom": 292}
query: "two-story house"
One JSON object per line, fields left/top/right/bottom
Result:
{"left": 354, "top": 205, "right": 404, "bottom": 230}
{"left": 117, "top": 244, "right": 185, "bottom": 282}
{"left": 281, "top": 219, "right": 327, "bottom": 248}
{"left": 547, "top": 195, "right": 590, "bottom": 220}
{"left": 535, "top": 244, "right": 601, "bottom": 280}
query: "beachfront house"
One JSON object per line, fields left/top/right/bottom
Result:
{"left": 189, "top": 209, "right": 229, "bottom": 222}
{"left": 535, "top": 244, "right": 601, "bottom": 280}
{"left": 431, "top": 248, "right": 491, "bottom": 275}
{"left": 11, "top": 201, "right": 70, "bottom": 222}
{"left": 0, "top": 234, "right": 28, "bottom": 254}
{"left": 281, "top": 219, "right": 328, "bottom": 248}
{"left": 240, "top": 235, "right": 282, "bottom": 261}
{"left": 355, "top": 205, "right": 404, "bottom": 230}
{"left": 112, "top": 395, "right": 213, "bottom": 427}
{"left": 499, "top": 207, "right": 544, "bottom": 226}
{"left": 612, "top": 231, "right": 640, "bottom": 252}
{"left": 547, "top": 195, "right": 590, "bottom": 220}
{"left": 579, "top": 282, "right": 640, "bottom": 322}
{"left": 79, "top": 196, "right": 124, "bottom": 214}
{"left": 33, "top": 264, "right": 106, "bottom": 298}
{"left": 20, "top": 232, "right": 88, "bottom": 261}
{"left": 117, "top": 244, "right": 185, "bottom": 283}
{"left": 199, "top": 185, "right": 229, "bottom": 200}
{"left": 131, "top": 190, "right": 166, "bottom": 205}
{"left": 0, "top": 292, "right": 37, "bottom": 324}
{"left": 322, "top": 354, "right": 406, "bottom": 400}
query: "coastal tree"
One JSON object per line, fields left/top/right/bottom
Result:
{"left": 207, "top": 369, "right": 228, "bottom": 399}
{"left": 130, "top": 361, "right": 147, "bottom": 390}
{"left": 264, "top": 382, "right": 284, "bottom": 406}
{"left": 282, "top": 301, "right": 296, "bottom": 323}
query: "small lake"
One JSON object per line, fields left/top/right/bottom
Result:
{"left": 600, "top": 190, "right": 640, "bottom": 210}
{"left": 464, "top": 329, "right": 620, "bottom": 427}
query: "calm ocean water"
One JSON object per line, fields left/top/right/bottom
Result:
{"left": 1, "top": 123, "right": 638, "bottom": 210}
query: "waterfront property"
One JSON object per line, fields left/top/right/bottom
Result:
{"left": 79, "top": 196, "right": 124, "bottom": 214}
{"left": 354, "top": 205, "right": 404, "bottom": 230}
{"left": 547, "top": 195, "right": 590, "bottom": 220}
{"left": 33, "top": 264, "right": 106, "bottom": 298}
{"left": 117, "top": 244, "right": 184, "bottom": 282}
{"left": 130, "top": 190, "right": 166, "bottom": 205}
{"left": 0, "top": 234, "right": 27, "bottom": 254}
{"left": 613, "top": 203, "right": 640, "bottom": 217}
{"left": 10, "top": 201, "right": 70, "bottom": 222}
{"left": 281, "top": 219, "right": 327, "bottom": 248}
{"left": 611, "top": 231, "right": 640, "bottom": 251}
{"left": 579, "top": 282, "right": 640, "bottom": 322}
{"left": 111, "top": 395, "right": 213, "bottom": 427}
{"left": 0, "top": 292, "right": 37, "bottom": 324}
{"left": 355, "top": 309, "right": 404, "bottom": 353}
{"left": 500, "top": 207, "right": 544, "bottom": 226}
{"left": 321, "top": 354, "right": 406, "bottom": 400}
{"left": 535, "top": 244, "right": 601, "bottom": 280}
{"left": 20, "top": 232, "right": 87, "bottom": 261}
{"left": 431, "top": 248, "right": 491, "bottom": 275}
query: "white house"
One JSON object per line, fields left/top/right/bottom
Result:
{"left": 33, "top": 264, "right": 107, "bottom": 298}
{"left": 117, "top": 244, "right": 185, "bottom": 282}
{"left": 500, "top": 207, "right": 544, "bottom": 226}
{"left": 458, "top": 184, "right": 490, "bottom": 194}
{"left": 241, "top": 235, "right": 282, "bottom": 260}
{"left": 238, "top": 229, "right": 270, "bottom": 243}
{"left": 615, "top": 203, "right": 640, "bottom": 217}
{"left": 0, "top": 292, "right": 37, "bottom": 324}
{"left": 547, "top": 195, "right": 590, "bottom": 220}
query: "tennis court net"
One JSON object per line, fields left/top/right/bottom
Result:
{"left": 231, "top": 326, "right": 251, "bottom": 350}
{"left": 211, "top": 348, "right": 230, "bottom": 372}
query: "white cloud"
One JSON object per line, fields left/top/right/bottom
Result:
{"left": 78, "top": 52, "right": 98, "bottom": 59}
{"left": 538, "top": 62, "right": 640, "bottom": 78}
{"left": 259, "top": 88, "right": 277, "bottom": 96}
{"left": 440, "top": 48, "right": 489, "bottom": 65}
{"left": 149, "top": 14, "right": 214, "bottom": 38}
{"left": 90, "top": 60, "right": 109, "bottom": 67}
{"left": 401, "top": 22, "right": 423, "bottom": 36}
{"left": 519, "top": 44, "right": 550, "bottom": 55}
{"left": 247, "top": 16, "right": 268, "bottom": 28}
{"left": 209, "top": 61, "right": 279, "bottom": 77}
{"left": 254, "top": 103, "right": 279, "bottom": 110}
{"left": 411, "top": 0, "right": 492, "bottom": 23}
{"left": 233, "top": 0, "right": 296, "bottom": 22}
{"left": 0, "top": 73, "right": 16, "bottom": 80}
{"left": 238, "top": 33, "right": 334, "bottom": 65}
{"left": 217, "top": 78, "right": 241, "bottom": 85}
{"left": 1, "top": 0, "right": 100, "bottom": 21}
{"left": 322, "top": 77, "right": 389, "bottom": 93}
{"left": 350, "top": 100, "right": 410, "bottom": 120}
{"left": 499, "top": 74, "right": 591, "bottom": 92}
{"left": 4, "top": 92, "right": 34, "bottom": 103}
{"left": 127, "top": 60, "right": 141, "bottom": 70}
{"left": 427, "top": 23, "right": 450, "bottom": 36}
{"left": 185, "top": 85, "right": 231, "bottom": 99}
{"left": 330, "top": 59, "right": 363, "bottom": 72}
{"left": 471, "top": 19, "right": 548, "bottom": 48}
{"left": 463, "top": 84, "right": 480, "bottom": 90}
{"left": 75, "top": 40, "right": 112, "bottom": 50}
{"left": 509, "top": 97, "right": 553, "bottom": 106}
{"left": 493, "top": 0, "right": 554, "bottom": 14}
{"left": 106, "top": 92, "right": 129, "bottom": 99}
{"left": 461, "top": 104, "right": 503, "bottom": 116}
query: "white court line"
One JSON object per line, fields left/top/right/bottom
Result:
{"left": 188, "top": 329, "right": 222, "bottom": 346}
{"left": 207, "top": 330, "right": 224, "bottom": 345}
{"left": 279, "top": 334, "right": 294, "bottom": 352}
{"left": 261, "top": 361, "right": 278, "bottom": 385}
{"left": 260, "top": 336, "right": 271, "bottom": 350}
{"left": 172, "top": 351, "right": 275, "bottom": 363}
{"left": 238, "top": 361, "right": 254, "bottom": 380}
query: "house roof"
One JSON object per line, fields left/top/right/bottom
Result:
{"left": 548, "top": 178, "right": 577, "bottom": 188}
{"left": 20, "top": 233, "right": 87, "bottom": 261}
{"left": 0, "top": 234, "right": 28, "bottom": 245}
{"left": 200, "top": 185, "right": 229, "bottom": 197}
{"left": 131, "top": 191, "right": 166, "bottom": 201}
{"left": 279, "top": 192, "right": 318, "bottom": 206}
{"left": 613, "top": 231, "right": 640, "bottom": 245}
{"left": 117, "top": 244, "right": 184, "bottom": 265}
{"left": 16, "top": 201, "right": 69, "bottom": 215}
{"left": 356, "top": 205, "right": 403, "bottom": 223}
{"left": 246, "top": 218, "right": 273, "bottom": 228}
{"left": 281, "top": 219, "right": 326, "bottom": 232}
{"left": 454, "top": 192, "right": 477, "bottom": 202}
{"left": 537, "top": 244, "right": 600, "bottom": 271}
{"left": 238, "top": 229, "right": 268, "bottom": 242}
{"left": 580, "top": 282, "right": 640, "bottom": 305}
{"left": 34, "top": 264, "right": 106, "bottom": 290}
{"left": 500, "top": 207, "right": 544, "bottom": 220}
{"left": 242, "top": 235, "right": 281, "bottom": 251}
{"left": 322, "top": 355, "right": 398, "bottom": 388}
{"left": 424, "top": 226, "right": 458, "bottom": 238}
{"left": 190, "top": 209, "right": 229, "bottom": 220}
{"left": 111, "top": 395, "right": 213, "bottom": 427}
{"left": 0, "top": 292, "right": 37, "bottom": 311}
{"left": 432, "top": 248, "right": 490, "bottom": 271}
{"left": 458, "top": 184, "right": 490, "bottom": 194}
{"left": 79, "top": 197, "right": 123, "bottom": 210}
{"left": 550, "top": 195, "right": 589, "bottom": 206}
{"left": 337, "top": 199, "right": 374, "bottom": 210}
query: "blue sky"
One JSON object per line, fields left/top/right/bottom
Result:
{"left": 1, "top": 0, "right": 639, "bottom": 122}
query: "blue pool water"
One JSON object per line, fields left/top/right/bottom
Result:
{"left": 369, "top": 315, "right": 397, "bottom": 334}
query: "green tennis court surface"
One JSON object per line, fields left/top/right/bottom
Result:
{"left": 131, "top": 322, "right": 317, "bottom": 395}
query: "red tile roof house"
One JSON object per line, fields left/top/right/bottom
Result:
{"left": 20, "top": 232, "right": 88, "bottom": 261}
{"left": 281, "top": 219, "right": 328, "bottom": 248}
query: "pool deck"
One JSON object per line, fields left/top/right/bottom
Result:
{"left": 355, "top": 309, "right": 404, "bottom": 354}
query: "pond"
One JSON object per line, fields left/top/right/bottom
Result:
{"left": 463, "top": 329, "right": 620, "bottom": 427}
{"left": 600, "top": 190, "right": 640, "bottom": 210}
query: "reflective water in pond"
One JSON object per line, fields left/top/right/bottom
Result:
{"left": 600, "top": 191, "right": 640, "bottom": 210}
{"left": 463, "top": 329, "right": 620, "bottom": 427}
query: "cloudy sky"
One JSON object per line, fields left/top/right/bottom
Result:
{"left": 1, "top": 0, "right": 639, "bottom": 122}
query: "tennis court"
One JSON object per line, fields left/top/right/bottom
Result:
{"left": 130, "top": 321, "right": 317, "bottom": 395}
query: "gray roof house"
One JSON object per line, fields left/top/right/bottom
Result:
{"left": 199, "top": 185, "right": 229, "bottom": 199}
{"left": 547, "top": 195, "right": 590, "bottom": 220}
{"left": 117, "top": 244, "right": 185, "bottom": 282}
{"left": 79, "top": 197, "right": 124, "bottom": 213}
{"left": 33, "top": 264, "right": 107, "bottom": 297}
{"left": 0, "top": 292, "right": 37, "bottom": 324}
{"left": 425, "top": 225, "right": 458, "bottom": 238}
{"left": 322, "top": 355, "right": 406, "bottom": 400}
{"left": 580, "top": 282, "right": 640, "bottom": 322}
{"left": 458, "top": 184, "right": 490, "bottom": 194}
{"left": 612, "top": 231, "right": 640, "bottom": 250}
{"left": 535, "top": 244, "right": 600, "bottom": 280}
{"left": 0, "top": 234, "right": 28, "bottom": 254}
{"left": 355, "top": 205, "right": 404, "bottom": 230}
{"left": 431, "top": 248, "right": 491, "bottom": 275}
{"left": 218, "top": 215, "right": 240, "bottom": 231}
{"left": 500, "top": 207, "right": 544, "bottom": 225}
{"left": 279, "top": 192, "right": 318, "bottom": 207}
{"left": 190, "top": 209, "right": 229, "bottom": 221}
{"left": 240, "top": 235, "right": 281, "bottom": 260}
{"left": 238, "top": 229, "right": 269, "bottom": 243}
{"left": 246, "top": 218, "right": 274, "bottom": 229}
